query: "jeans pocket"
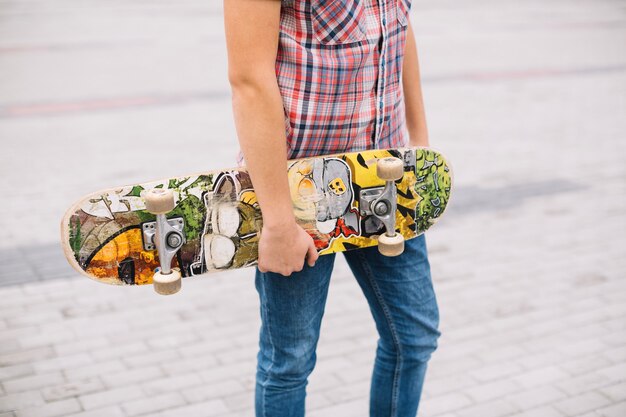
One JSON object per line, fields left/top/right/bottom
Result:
{"left": 397, "top": 0, "right": 411, "bottom": 27}
{"left": 312, "top": 0, "right": 367, "bottom": 45}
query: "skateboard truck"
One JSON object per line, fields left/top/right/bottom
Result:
{"left": 142, "top": 217, "right": 185, "bottom": 251}
{"left": 360, "top": 157, "right": 405, "bottom": 256}
{"left": 142, "top": 189, "right": 184, "bottom": 295}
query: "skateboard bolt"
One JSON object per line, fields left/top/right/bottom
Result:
{"left": 166, "top": 232, "right": 182, "bottom": 249}
{"left": 373, "top": 201, "right": 389, "bottom": 216}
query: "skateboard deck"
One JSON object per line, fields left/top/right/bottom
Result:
{"left": 61, "top": 147, "right": 453, "bottom": 290}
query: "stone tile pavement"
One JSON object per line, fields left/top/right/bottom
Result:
{"left": 0, "top": 0, "right": 625, "bottom": 416}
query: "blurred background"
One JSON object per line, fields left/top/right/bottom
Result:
{"left": 0, "top": 0, "right": 625, "bottom": 416}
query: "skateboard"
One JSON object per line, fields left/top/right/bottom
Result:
{"left": 61, "top": 147, "right": 453, "bottom": 295}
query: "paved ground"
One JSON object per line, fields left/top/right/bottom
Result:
{"left": 1, "top": 0, "right": 625, "bottom": 416}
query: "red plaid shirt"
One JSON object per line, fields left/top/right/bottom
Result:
{"left": 239, "top": 0, "right": 412, "bottom": 163}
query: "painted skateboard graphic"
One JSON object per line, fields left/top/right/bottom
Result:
{"left": 61, "top": 147, "right": 453, "bottom": 294}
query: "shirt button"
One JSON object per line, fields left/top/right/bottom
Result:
{"left": 382, "top": 18, "right": 386, "bottom": 26}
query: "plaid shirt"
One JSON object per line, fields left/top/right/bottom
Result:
{"left": 276, "top": 0, "right": 411, "bottom": 159}
{"left": 238, "top": 0, "right": 412, "bottom": 163}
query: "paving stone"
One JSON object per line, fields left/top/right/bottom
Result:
{"left": 89, "top": 342, "right": 146, "bottom": 362}
{"left": 0, "top": 393, "right": 45, "bottom": 413}
{"left": 0, "top": 328, "right": 36, "bottom": 345}
{"left": 0, "top": 302, "right": 42, "bottom": 318}
{"left": 426, "top": 355, "right": 483, "bottom": 379}
{"left": 13, "top": 399, "right": 81, "bottom": 417}
{"left": 181, "top": 380, "right": 246, "bottom": 403}
{"left": 142, "top": 373, "right": 203, "bottom": 396}
{"left": 79, "top": 386, "right": 144, "bottom": 410}
{"left": 315, "top": 339, "right": 363, "bottom": 359}
{"left": 32, "top": 354, "right": 93, "bottom": 374}
{"left": 419, "top": 392, "right": 474, "bottom": 416}
{"left": 603, "top": 331, "right": 626, "bottom": 348}
{"left": 64, "top": 360, "right": 126, "bottom": 381}
{"left": 215, "top": 346, "right": 258, "bottom": 365}
{"left": 65, "top": 406, "right": 125, "bottom": 417}
{"left": 600, "top": 382, "right": 626, "bottom": 402}
{"left": 597, "top": 363, "right": 626, "bottom": 383}
{"left": 177, "top": 339, "right": 234, "bottom": 358}
{"left": 555, "top": 339, "right": 610, "bottom": 359}
{"left": 507, "top": 406, "right": 564, "bottom": 417}
{"left": 506, "top": 386, "right": 567, "bottom": 411}
{"left": 603, "top": 346, "right": 626, "bottom": 364}
{"left": 553, "top": 392, "right": 613, "bottom": 417}
{"left": 0, "top": 349, "right": 55, "bottom": 367}
{"left": 463, "top": 378, "right": 521, "bottom": 403}
{"left": 512, "top": 366, "right": 570, "bottom": 389}
{"left": 101, "top": 366, "right": 163, "bottom": 389}
{"left": 3, "top": 373, "right": 65, "bottom": 394}
{"left": 221, "top": 391, "right": 254, "bottom": 412}
{"left": 515, "top": 351, "right": 567, "bottom": 371}
{"left": 199, "top": 361, "right": 255, "bottom": 384}
{"left": 0, "top": 342, "right": 20, "bottom": 356}
{"left": 558, "top": 355, "right": 613, "bottom": 377}
{"left": 308, "top": 372, "right": 344, "bottom": 394}
{"left": 53, "top": 338, "right": 109, "bottom": 357}
{"left": 310, "top": 356, "right": 355, "bottom": 377}
{"left": 469, "top": 361, "right": 525, "bottom": 383}
{"left": 41, "top": 378, "right": 104, "bottom": 402}
{"left": 556, "top": 371, "right": 614, "bottom": 396}
{"left": 307, "top": 392, "right": 332, "bottom": 411}
{"left": 424, "top": 373, "right": 475, "bottom": 398}
{"left": 121, "top": 392, "right": 186, "bottom": 417}
{"left": 5, "top": 312, "right": 64, "bottom": 328}
{"left": 161, "top": 355, "right": 220, "bottom": 375}
{"left": 457, "top": 399, "right": 519, "bottom": 417}
{"left": 151, "top": 399, "right": 230, "bottom": 417}
{"left": 592, "top": 402, "right": 626, "bottom": 417}
{"left": 473, "top": 344, "right": 528, "bottom": 364}
{"left": 323, "top": 380, "right": 369, "bottom": 403}
{"left": 307, "top": 398, "right": 368, "bottom": 417}
{"left": 122, "top": 349, "right": 179, "bottom": 369}
{"left": 17, "top": 330, "right": 75, "bottom": 350}
{"left": 146, "top": 332, "right": 201, "bottom": 350}
{"left": 0, "top": 365, "right": 35, "bottom": 382}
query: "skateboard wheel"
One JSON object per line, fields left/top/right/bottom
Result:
{"left": 378, "top": 233, "right": 405, "bottom": 257}
{"left": 153, "top": 268, "right": 182, "bottom": 295}
{"left": 143, "top": 189, "right": 175, "bottom": 214}
{"left": 376, "top": 157, "right": 404, "bottom": 181}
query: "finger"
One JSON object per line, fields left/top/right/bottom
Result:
{"left": 306, "top": 243, "right": 319, "bottom": 267}
{"left": 294, "top": 259, "right": 304, "bottom": 273}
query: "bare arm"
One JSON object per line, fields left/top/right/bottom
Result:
{"left": 224, "top": 0, "right": 317, "bottom": 275}
{"left": 403, "top": 21, "right": 430, "bottom": 147}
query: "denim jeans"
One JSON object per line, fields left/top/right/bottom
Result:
{"left": 254, "top": 235, "right": 440, "bottom": 417}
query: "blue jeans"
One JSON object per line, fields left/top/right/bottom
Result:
{"left": 255, "top": 235, "right": 440, "bottom": 417}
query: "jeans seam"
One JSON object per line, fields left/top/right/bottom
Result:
{"left": 356, "top": 250, "right": 403, "bottom": 417}
{"left": 259, "top": 272, "right": 275, "bottom": 417}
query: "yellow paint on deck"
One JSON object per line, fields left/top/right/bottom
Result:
{"left": 86, "top": 228, "right": 160, "bottom": 285}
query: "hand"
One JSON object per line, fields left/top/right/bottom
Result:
{"left": 257, "top": 221, "right": 319, "bottom": 276}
